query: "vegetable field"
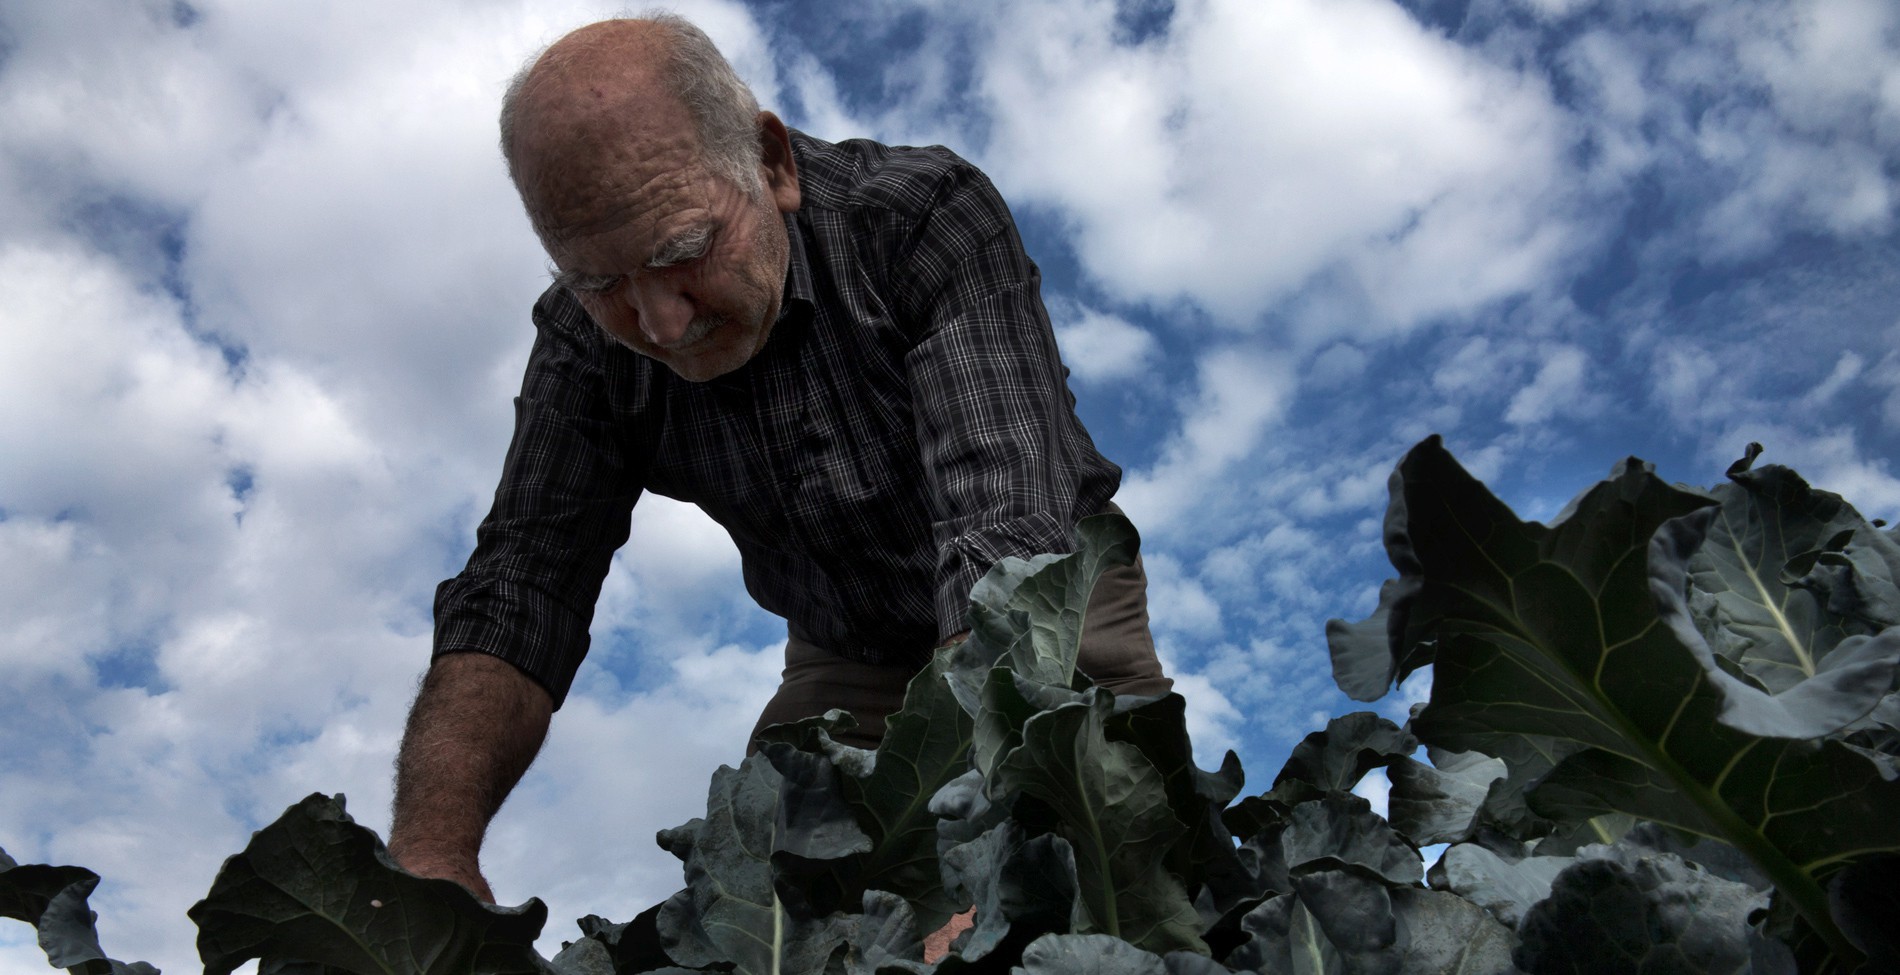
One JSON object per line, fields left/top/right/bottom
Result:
{"left": 5, "top": 437, "right": 1896, "bottom": 973}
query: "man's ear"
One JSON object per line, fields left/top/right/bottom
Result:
{"left": 757, "top": 111, "right": 801, "bottom": 214}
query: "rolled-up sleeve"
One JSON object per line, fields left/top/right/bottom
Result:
{"left": 894, "top": 167, "right": 1119, "bottom": 638}
{"left": 433, "top": 290, "right": 644, "bottom": 707}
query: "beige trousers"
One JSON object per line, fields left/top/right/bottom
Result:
{"left": 748, "top": 546, "right": 1171, "bottom": 751}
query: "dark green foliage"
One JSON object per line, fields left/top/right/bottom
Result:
{"left": 1514, "top": 845, "right": 1764, "bottom": 975}
{"left": 9, "top": 440, "right": 1896, "bottom": 974}
{"left": 1, "top": 848, "right": 158, "bottom": 974}
{"left": 186, "top": 794, "right": 549, "bottom": 975}
{"left": 1384, "top": 748, "right": 1505, "bottom": 847}
{"left": 1331, "top": 437, "right": 1900, "bottom": 972}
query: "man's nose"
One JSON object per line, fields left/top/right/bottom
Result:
{"left": 624, "top": 273, "right": 696, "bottom": 347}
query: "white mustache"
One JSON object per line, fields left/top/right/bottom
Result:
{"left": 653, "top": 315, "right": 723, "bottom": 349}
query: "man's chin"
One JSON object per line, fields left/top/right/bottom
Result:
{"left": 667, "top": 320, "right": 776, "bottom": 381}
{"left": 665, "top": 358, "right": 737, "bottom": 382}
{"left": 658, "top": 340, "right": 753, "bottom": 382}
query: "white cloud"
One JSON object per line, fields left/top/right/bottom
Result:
{"left": 1727, "top": 0, "right": 1900, "bottom": 139}
{"left": 1432, "top": 336, "right": 1500, "bottom": 396}
{"left": 0, "top": 0, "right": 261, "bottom": 217}
{"left": 0, "top": 518, "right": 116, "bottom": 680}
{"left": 1155, "top": 641, "right": 1243, "bottom": 766}
{"left": 1394, "top": 665, "right": 1434, "bottom": 715}
{"left": 1306, "top": 343, "right": 1370, "bottom": 389}
{"left": 1352, "top": 768, "right": 1391, "bottom": 819}
{"left": 1141, "top": 553, "right": 1224, "bottom": 638}
{"left": 1052, "top": 304, "right": 1162, "bottom": 384}
{"left": 1505, "top": 345, "right": 1594, "bottom": 426}
{"left": 1798, "top": 351, "right": 1864, "bottom": 410}
{"left": 973, "top": 0, "right": 1577, "bottom": 335}
{"left": 1202, "top": 523, "right": 1321, "bottom": 592}
{"left": 1650, "top": 345, "right": 1723, "bottom": 427}
{"left": 1520, "top": 0, "right": 1591, "bottom": 18}
{"left": 607, "top": 498, "right": 747, "bottom": 618}
{"left": 1874, "top": 333, "right": 1900, "bottom": 434}
{"left": 1116, "top": 347, "right": 1296, "bottom": 534}
{"left": 1556, "top": 0, "right": 1900, "bottom": 263}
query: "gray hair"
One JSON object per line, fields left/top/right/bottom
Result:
{"left": 499, "top": 12, "right": 765, "bottom": 199}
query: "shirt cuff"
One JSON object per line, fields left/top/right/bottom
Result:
{"left": 933, "top": 510, "right": 1075, "bottom": 641}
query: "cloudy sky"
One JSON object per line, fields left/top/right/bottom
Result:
{"left": 2, "top": 0, "right": 1897, "bottom": 970}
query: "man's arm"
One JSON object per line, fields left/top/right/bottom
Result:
{"left": 388, "top": 652, "right": 553, "bottom": 902}
{"left": 401, "top": 288, "right": 645, "bottom": 898}
{"left": 889, "top": 160, "right": 1122, "bottom": 641}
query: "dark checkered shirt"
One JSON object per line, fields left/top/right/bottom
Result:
{"left": 434, "top": 131, "right": 1121, "bottom": 707}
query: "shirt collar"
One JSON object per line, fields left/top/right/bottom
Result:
{"left": 780, "top": 208, "right": 815, "bottom": 324}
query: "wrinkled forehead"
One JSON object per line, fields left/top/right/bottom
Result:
{"left": 513, "top": 76, "right": 712, "bottom": 245}
{"left": 525, "top": 137, "right": 713, "bottom": 246}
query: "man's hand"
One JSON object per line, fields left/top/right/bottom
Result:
{"left": 388, "top": 652, "right": 553, "bottom": 905}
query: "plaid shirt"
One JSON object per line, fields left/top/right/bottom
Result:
{"left": 434, "top": 131, "right": 1120, "bottom": 707}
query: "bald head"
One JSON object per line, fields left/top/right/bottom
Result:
{"left": 502, "top": 15, "right": 765, "bottom": 243}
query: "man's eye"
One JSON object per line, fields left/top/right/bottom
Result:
{"left": 648, "top": 225, "right": 716, "bottom": 269}
{"left": 553, "top": 267, "right": 623, "bottom": 295}
{"left": 574, "top": 276, "right": 622, "bottom": 295}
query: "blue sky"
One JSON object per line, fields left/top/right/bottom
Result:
{"left": 2, "top": 0, "right": 1897, "bottom": 971}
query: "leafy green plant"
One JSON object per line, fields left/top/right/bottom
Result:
{"left": 1, "top": 848, "right": 157, "bottom": 974}
{"left": 1328, "top": 437, "right": 1900, "bottom": 973}
{"left": 5, "top": 437, "right": 1895, "bottom": 973}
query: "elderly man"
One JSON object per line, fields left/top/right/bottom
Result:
{"left": 388, "top": 14, "right": 1169, "bottom": 901}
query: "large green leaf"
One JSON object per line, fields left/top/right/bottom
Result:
{"left": 187, "top": 794, "right": 549, "bottom": 975}
{"left": 985, "top": 689, "right": 1205, "bottom": 956}
{"left": 1103, "top": 693, "right": 1249, "bottom": 917}
{"left": 1657, "top": 512, "right": 1900, "bottom": 740}
{"left": 1429, "top": 842, "right": 1573, "bottom": 930}
{"left": 1385, "top": 750, "right": 1505, "bottom": 847}
{"left": 837, "top": 649, "right": 977, "bottom": 926}
{"left": 840, "top": 890, "right": 929, "bottom": 975}
{"left": 968, "top": 665, "right": 1046, "bottom": 782}
{"left": 2, "top": 849, "right": 158, "bottom": 975}
{"left": 1382, "top": 887, "right": 1524, "bottom": 975}
{"left": 1666, "top": 457, "right": 1900, "bottom": 737}
{"left": 951, "top": 512, "right": 1142, "bottom": 709}
{"left": 1688, "top": 455, "right": 1861, "bottom": 686}
{"left": 1513, "top": 845, "right": 1763, "bottom": 975}
{"left": 927, "top": 510, "right": 1228, "bottom": 959}
{"left": 1616, "top": 823, "right": 1771, "bottom": 890}
{"left": 1222, "top": 714, "right": 1417, "bottom": 851}
{"left": 1802, "top": 521, "right": 1900, "bottom": 633}
{"left": 757, "top": 645, "right": 980, "bottom": 930}
{"left": 1230, "top": 893, "right": 1347, "bottom": 975}
{"left": 1013, "top": 933, "right": 1169, "bottom": 974}
{"left": 1271, "top": 712, "right": 1416, "bottom": 795}
{"left": 746, "top": 644, "right": 987, "bottom": 959}
{"left": 1277, "top": 796, "right": 1420, "bottom": 887}
{"left": 1327, "top": 579, "right": 1432, "bottom": 703}
{"left": 656, "top": 758, "right": 850, "bottom": 975}
{"left": 760, "top": 743, "right": 875, "bottom": 918}
{"left": 935, "top": 819, "right": 1079, "bottom": 963}
{"left": 1007, "top": 933, "right": 1255, "bottom": 974}
{"left": 1230, "top": 876, "right": 1520, "bottom": 975}
{"left": 1328, "top": 436, "right": 1900, "bottom": 967}
{"left": 562, "top": 907, "right": 693, "bottom": 975}
{"left": 1825, "top": 855, "right": 1900, "bottom": 973}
